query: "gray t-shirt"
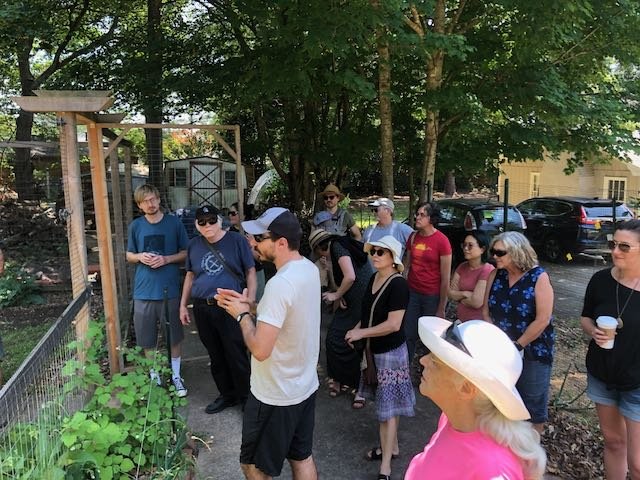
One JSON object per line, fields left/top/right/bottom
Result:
{"left": 363, "top": 220, "right": 414, "bottom": 257}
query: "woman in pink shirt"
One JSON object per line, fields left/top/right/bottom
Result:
{"left": 448, "top": 231, "right": 494, "bottom": 321}
{"left": 405, "top": 317, "right": 546, "bottom": 480}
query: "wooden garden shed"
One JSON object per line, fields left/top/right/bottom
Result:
{"left": 165, "top": 155, "right": 247, "bottom": 209}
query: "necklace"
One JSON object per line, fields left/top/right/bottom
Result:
{"left": 615, "top": 277, "right": 640, "bottom": 328}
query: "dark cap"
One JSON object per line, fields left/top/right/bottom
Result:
{"left": 242, "top": 207, "right": 302, "bottom": 243}
{"left": 195, "top": 205, "right": 219, "bottom": 219}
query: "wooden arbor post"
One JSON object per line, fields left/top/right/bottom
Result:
{"left": 11, "top": 91, "right": 123, "bottom": 375}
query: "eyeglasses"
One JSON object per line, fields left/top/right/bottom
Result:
{"left": 461, "top": 242, "right": 478, "bottom": 250}
{"left": 442, "top": 320, "right": 472, "bottom": 357}
{"left": 490, "top": 248, "right": 508, "bottom": 257}
{"left": 197, "top": 217, "right": 217, "bottom": 226}
{"left": 253, "top": 233, "right": 273, "bottom": 243}
{"left": 324, "top": 195, "right": 336, "bottom": 201}
{"left": 369, "top": 248, "right": 388, "bottom": 257}
{"left": 414, "top": 211, "right": 428, "bottom": 219}
{"left": 229, "top": 211, "right": 238, "bottom": 217}
{"left": 608, "top": 240, "right": 640, "bottom": 253}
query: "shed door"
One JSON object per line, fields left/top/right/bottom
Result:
{"left": 189, "top": 161, "right": 223, "bottom": 206}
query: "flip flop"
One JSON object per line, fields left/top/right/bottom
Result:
{"left": 366, "top": 447, "right": 399, "bottom": 461}
{"left": 328, "top": 380, "right": 341, "bottom": 398}
{"left": 352, "top": 397, "right": 366, "bottom": 409}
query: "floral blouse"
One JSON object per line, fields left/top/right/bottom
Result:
{"left": 488, "top": 266, "right": 555, "bottom": 364}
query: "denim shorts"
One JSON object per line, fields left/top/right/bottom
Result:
{"left": 587, "top": 373, "right": 640, "bottom": 422}
{"left": 515, "top": 359, "right": 552, "bottom": 424}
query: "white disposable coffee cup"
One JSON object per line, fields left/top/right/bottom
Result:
{"left": 596, "top": 316, "right": 618, "bottom": 349}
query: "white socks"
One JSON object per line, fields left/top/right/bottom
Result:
{"left": 171, "top": 357, "right": 181, "bottom": 380}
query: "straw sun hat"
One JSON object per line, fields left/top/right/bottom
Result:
{"left": 418, "top": 316, "right": 530, "bottom": 421}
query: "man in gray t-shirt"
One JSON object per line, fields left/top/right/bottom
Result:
{"left": 363, "top": 197, "right": 414, "bottom": 263}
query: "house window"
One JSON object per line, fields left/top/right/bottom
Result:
{"left": 529, "top": 172, "right": 540, "bottom": 198}
{"left": 168, "top": 168, "right": 187, "bottom": 187}
{"left": 224, "top": 170, "right": 236, "bottom": 189}
{"left": 604, "top": 177, "right": 626, "bottom": 201}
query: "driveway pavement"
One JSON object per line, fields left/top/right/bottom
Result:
{"left": 180, "top": 256, "right": 604, "bottom": 479}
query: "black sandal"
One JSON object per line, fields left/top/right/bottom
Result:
{"left": 366, "top": 447, "right": 399, "bottom": 461}
{"left": 377, "top": 475, "right": 391, "bottom": 480}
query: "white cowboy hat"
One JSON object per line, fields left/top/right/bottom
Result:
{"left": 418, "top": 316, "right": 530, "bottom": 421}
{"left": 364, "top": 235, "right": 404, "bottom": 272}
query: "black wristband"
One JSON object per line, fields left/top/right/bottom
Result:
{"left": 236, "top": 311, "right": 253, "bottom": 323}
{"left": 513, "top": 341, "right": 524, "bottom": 351}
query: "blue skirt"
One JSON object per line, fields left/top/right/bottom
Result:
{"left": 358, "top": 343, "right": 415, "bottom": 422}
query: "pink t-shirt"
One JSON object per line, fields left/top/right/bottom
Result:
{"left": 405, "top": 414, "right": 524, "bottom": 480}
{"left": 406, "top": 230, "right": 452, "bottom": 295}
{"left": 455, "top": 262, "right": 495, "bottom": 321}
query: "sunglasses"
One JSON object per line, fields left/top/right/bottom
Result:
{"left": 229, "top": 211, "right": 238, "bottom": 216}
{"left": 608, "top": 240, "right": 640, "bottom": 253}
{"left": 324, "top": 195, "right": 336, "bottom": 201}
{"left": 371, "top": 208, "right": 378, "bottom": 213}
{"left": 197, "top": 217, "right": 218, "bottom": 226}
{"left": 490, "top": 248, "right": 508, "bottom": 257}
{"left": 369, "top": 247, "right": 388, "bottom": 257}
{"left": 461, "top": 242, "right": 478, "bottom": 250}
{"left": 442, "top": 320, "right": 472, "bottom": 357}
{"left": 253, "top": 233, "right": 273, "bottom": 243}
{"left": 317, "top": 240, "right": 330, "bottom": 251}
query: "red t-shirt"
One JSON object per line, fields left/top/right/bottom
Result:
{"left": 454, "top": 262, "right": 495, "bottom": 321}
{"left": 406, "top": 230, "right": 452, "bottom": 295}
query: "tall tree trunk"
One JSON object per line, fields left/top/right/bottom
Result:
{"left": 144, "top": 0, "right": 164, "bottom": 199}
{"left": 13, "top": 42, "right": 36, "bottom": 200}
{"left": 420, "top": 0, "right": 445, "bottom": 202}
{"left": 444, "top": 170, "right": 456, "bottom": 196}
{"left": 372, "top": 0, "right": 394, "bottom": 198}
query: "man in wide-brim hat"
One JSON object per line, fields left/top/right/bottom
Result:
{"left": 313, "top": 184, "right": 361, "bottom": 240}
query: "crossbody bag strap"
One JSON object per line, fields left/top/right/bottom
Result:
{"left": 202, "top": 237, "right": 245, "bottom": 285}
{"left": 365, "top": 272, "right": 402, "bottom": 350}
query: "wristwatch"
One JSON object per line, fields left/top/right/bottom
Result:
{"left": 513, "top": 340, "right": 524, "bottom": 351}
{"left": 236, "top": 311, "right": 253, "bottom": 323}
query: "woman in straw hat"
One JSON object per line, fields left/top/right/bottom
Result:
{"left": 405, "top": 317, "right": 546, "bottom": 480}
{"left": 309, "top": 228, "right": 373, "bottom": 406}
{"left": 345, "top": 235, "right": 415, "bottom": 480}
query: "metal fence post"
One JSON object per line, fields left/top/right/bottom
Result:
{"left": 503, "top": 178, "right": 510, "bottom": 231}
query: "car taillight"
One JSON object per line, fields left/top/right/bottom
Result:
{"left": 580, "top": 207, "right": 596, "bottom": 224}
{"left": 464, "top": 211, "right": 477, "bottom": 230}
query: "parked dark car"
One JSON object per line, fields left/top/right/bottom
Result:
{"left": 435, "top": 198, "right": 527, "bottom": 266}
{"left": 516, "top": 196, "right": 635, "bottom": 262}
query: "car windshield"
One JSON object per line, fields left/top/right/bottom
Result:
{"left": 583, "top": 204, "right": 632, "bottom": 218}
{"left": 479, "top": 207, "right": 522, "bottom": 225}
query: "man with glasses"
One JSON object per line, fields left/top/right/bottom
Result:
{"left": 127, "top": 184, "right": 189, "bottom": 396}
{"left": 179, "top": 205, "right": 257, "bottom": 414}
{"left": 363, "top": 197, "right": 414, "bottom": 261}
{"left": 314, "top": 184, "right": 362, "bottom": 240}
{"left": 215, "top": 207, "right": 321, "bottom": 480}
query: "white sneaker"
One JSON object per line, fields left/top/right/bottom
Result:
{"left": 172, "top": 377, "right": 188, "bottom": 397}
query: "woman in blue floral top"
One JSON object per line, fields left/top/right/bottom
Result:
{"left": 482, "top": 231, "right": 554, "bottom": 434}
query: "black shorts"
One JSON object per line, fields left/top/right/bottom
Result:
{"left": 240, "top": 391, "right": 316, "bottom": 477}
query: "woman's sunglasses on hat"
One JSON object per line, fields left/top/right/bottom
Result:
{"left": 442, "top": 320, "right": 472, "bottom": 356}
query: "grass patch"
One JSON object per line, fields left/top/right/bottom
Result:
{"left": 2, "top": 320, "right": 53, "bottom": 379}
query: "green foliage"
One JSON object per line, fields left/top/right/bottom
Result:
{"left": 0, "top": 321, "right": 193, "bottom": 479}
{"left": 0, "top": 263, "right": 44, "bottom": 308}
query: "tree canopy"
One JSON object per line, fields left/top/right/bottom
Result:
{"left": 0, "top": 0, "right": 638, "bottom": 206}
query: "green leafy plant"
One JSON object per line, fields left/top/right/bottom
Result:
{"left": 0, "top": 263, "right": 44, "bottom": 308}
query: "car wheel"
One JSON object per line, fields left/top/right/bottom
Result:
{"left": 544, "top": 236, "right": 565, "bottom": 263}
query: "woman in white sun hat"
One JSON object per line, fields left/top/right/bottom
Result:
{"left": 405, "top": 317, "right": 546, "bottom": 480}
{"left": 345, "top": 235, "right": 415, "bottom": 480}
